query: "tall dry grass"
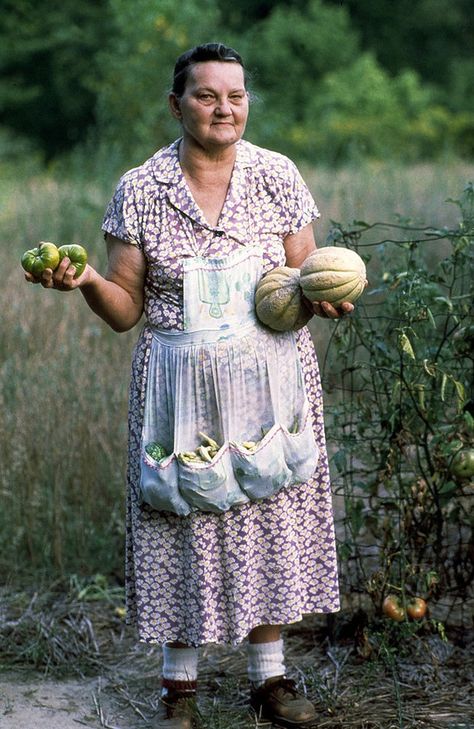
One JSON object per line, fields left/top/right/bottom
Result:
{"left": 1, "top": 170, "right": 136, "bottom": 579}
{"left": 304, "top": 158, "right": 474, "bottom": 240}
{"left": 1, "top": 157, "right": 473, "bottom": 582}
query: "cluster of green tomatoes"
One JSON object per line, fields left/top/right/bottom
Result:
{"left": 21, "top": 241, "right": 88, "bottom": 278}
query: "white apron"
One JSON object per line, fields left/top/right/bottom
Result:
{"left": 139, "top": 246, "right": 319, "bottom": 516}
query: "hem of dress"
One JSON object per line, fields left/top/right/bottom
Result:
{"left": 131, "top": 603, "right": 341, "bottom": 647}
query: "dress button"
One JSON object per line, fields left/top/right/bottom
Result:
{"left": 215, "top": 230, "right": 224, "bottom": 237}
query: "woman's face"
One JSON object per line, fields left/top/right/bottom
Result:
{"left": 170, "top": 61, "right": 249, "bottom": 152}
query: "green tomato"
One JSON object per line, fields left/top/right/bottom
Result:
{"left": 145, "top": 442, "right": 168, "bottom": 461}
{"left": 21, "top": 241, "right": 60, "bottom": 277}
{"left": 58, "top": 244, "right": 88, "bottom": 278}
{"left": 449, "top": 448, "right": 474, "bottom": 479}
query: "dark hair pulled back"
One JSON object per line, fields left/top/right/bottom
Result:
{"left": 171, "top": 43, "right": 246, "bottom": 97}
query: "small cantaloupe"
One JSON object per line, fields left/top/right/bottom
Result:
{"left": 255, "top": 266, "right": 311, "bottom": 332}
{"left": 300, "top": 247, "right": 367, "bottom": 306}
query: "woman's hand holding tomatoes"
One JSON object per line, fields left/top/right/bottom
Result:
{"left": 22, "top": 241, "right": 89, "bottom": 291}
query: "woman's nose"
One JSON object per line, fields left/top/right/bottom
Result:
{"left": 215, "top": 98, "right": 232, "bottom": 115}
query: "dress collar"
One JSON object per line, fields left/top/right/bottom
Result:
{"left": 151, "top": 139, "right": 257, "bottom": 239}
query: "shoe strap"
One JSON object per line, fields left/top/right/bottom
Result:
{"left": 162, "top": 678, "right": 197, "bottom": 691}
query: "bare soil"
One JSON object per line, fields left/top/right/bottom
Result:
{"left": 0, "top": 673, "right": 108, "bottom": 729}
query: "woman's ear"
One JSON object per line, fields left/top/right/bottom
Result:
{"left": 169, "top": 93, "right": 182, "bottom": 120}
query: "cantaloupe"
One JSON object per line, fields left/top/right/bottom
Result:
{"left": 300, "top": 247, "right": 367, "bottom": 306}
{"left": 255, "top": 266, "right": 312, "bottom": 332}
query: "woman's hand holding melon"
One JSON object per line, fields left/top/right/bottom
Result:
{"left": 300, "top": 247, "right": 367, "bottom": 319}
{"left": 255, "top": 246, "right": 367, "bottom": 330}
{"left": 304, "top": 298, "right": 355, "bottom": 319}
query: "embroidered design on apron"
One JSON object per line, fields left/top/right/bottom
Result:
{"left": 140, "top": 246, "right": 319, "bottom": 515}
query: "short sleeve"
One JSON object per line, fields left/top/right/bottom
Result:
{"left": 101, "top": 175, "right": 142, "bottom": 248}
{"left": 283, "top": 158, "right": 320, "bottom": 236}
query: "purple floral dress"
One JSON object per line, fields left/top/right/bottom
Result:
{"left": 102, "top": 139, "right": 340, "bottom": 646}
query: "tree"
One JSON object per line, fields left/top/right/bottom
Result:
{"left": 238, "top": 0, "right": 359, "bottom": 151}
{"left": 95, "top": 0, "right": 223, "bottom": 161}
{"left": 0, "top": 0, "right": 109, "bottom": 158}
{"left": 219, "top": 0, "right": 308, "bottom": 29}
{"left": 325, "top": 0, "right": 474, "bottom": 89}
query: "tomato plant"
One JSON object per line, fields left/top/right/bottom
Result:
{"left": 324, "top": 184, "right": 473, "bottom": 621}
{"left": 58, "top": 244, "right": 88, "bottom": 278}
{"left": 21, "top": 241, "right": 60, "bottom": 277}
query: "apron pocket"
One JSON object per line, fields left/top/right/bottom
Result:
{"left": 281, "top": 402, "right": 319, "bottom": 483}
{"left": 177, "top": 445, "right": 248, "bottom": 514}
{"left": 230, "top": 425, "right": 292, "bottom": 501}
{"left": 140, "top": 450, "right": 192, "bottom": 516}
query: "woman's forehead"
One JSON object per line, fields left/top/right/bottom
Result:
{"left": 186, "top": 61, "right": 246, "bottom": 89}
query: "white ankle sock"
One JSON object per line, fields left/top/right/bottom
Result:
{"left": 162, "top": 644, "right": 199, "bottom": 686}
{"left": 247, "top": 639, "right": 286, "bottom": 687}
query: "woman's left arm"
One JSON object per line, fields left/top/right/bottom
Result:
{"left": 283, "top": 223, "right": 354, "bottom": 319}
{"left": 283, "top": 223, "right": 317, "bottom": 268}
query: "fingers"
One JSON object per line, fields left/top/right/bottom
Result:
{"left": 312, "top": 300, "right": 355, "bottom": 319}
{"left": 50, "top": 257, "right": 79, "bottom": 289}
{"left": 23, "top": 258, "right": 81, "bottom": 291}
{"left": 24, "top": 271, "right": 41, "bottom": 284}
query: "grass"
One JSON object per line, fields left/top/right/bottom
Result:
{"left": 0, "top": 166, "right": 136, "bottom": 579}
{"left": 1, "top": 155, "right": 473, "bottom": 583}
{"left": 303, "top": 158, "right": 474, "bottom": 241}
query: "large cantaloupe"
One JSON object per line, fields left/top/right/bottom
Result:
{"left": 300, "top": 246, "right": 367, "bottom": 306}
{"left": 255, "top": 266, "right": 312, "bottom": 332}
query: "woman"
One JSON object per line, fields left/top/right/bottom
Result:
{"left": 25, "top": 43, "right": 353, "bottom": 729}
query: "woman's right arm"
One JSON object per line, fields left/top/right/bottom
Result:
{"left": 25, "top": 235, "right": 146, "bottom": 333}
{"left": 80, "top": 235, "right": 146, "bottom": 332}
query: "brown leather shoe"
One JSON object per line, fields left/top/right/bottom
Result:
{"left": 250, "top": 676, "right": 317, "bottom": 728}
{"left": 154, "top": 687, "right": 199, "bottom": 729}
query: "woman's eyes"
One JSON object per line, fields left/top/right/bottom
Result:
{"left": 197, "top": 93, "right": 245, "bottom": 103}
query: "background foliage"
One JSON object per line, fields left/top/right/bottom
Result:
{"left": 1, "top": 0, "right": 474, "bottom": 166}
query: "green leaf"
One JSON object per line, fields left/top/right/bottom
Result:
{"left": 440, "top": 372, "right": 448, "bottom": 401}
{"left": 453, "top": 378, "right": 466, "bottom": 409}
{"left": 434, "top": 296, "right": 453, "bottom": 311}
{"left": 332, "top": 449, "right": 347, "bottom": 473}
{"left": 463, "top": 412, "right": 474, "bottom": 435}
{"left": 438, "top": 480, "right": 458, "bottom": 496}
{"left": 399, "top": 332, "right": 415, "bottom": 359}
{"left": 423, "top": 359, "right": 436, "bottom": 377}
{"left": 426, "top": 307, "right": 437, "bottom": 329}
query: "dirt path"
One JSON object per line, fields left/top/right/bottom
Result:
{"left": 0, "top": 672, "right": 120, "bottom": 729}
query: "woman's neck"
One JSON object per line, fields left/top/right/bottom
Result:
{"left": 177, "top": 137, "right": 238, "bottom": 226}
{"left": 178, "top": 137, "right": 237, "bottom": 178}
